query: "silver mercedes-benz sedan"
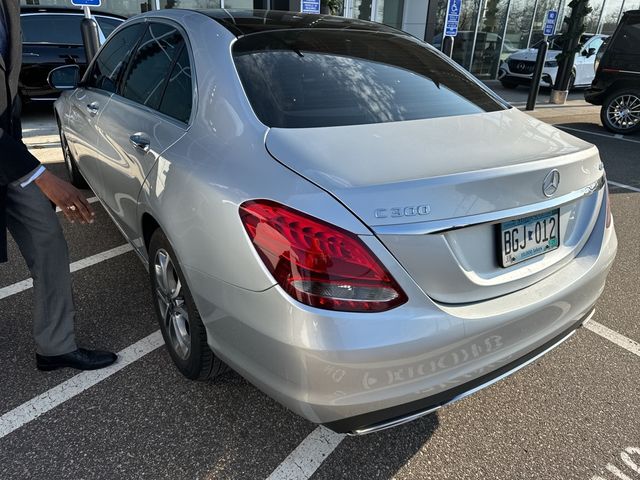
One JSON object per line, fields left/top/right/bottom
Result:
{"left": 51, "top": 9, "right": 617, "bottom": 434}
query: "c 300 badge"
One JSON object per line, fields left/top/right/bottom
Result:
{"left": 374, "top": 205, "right": 431, "bottom": 219}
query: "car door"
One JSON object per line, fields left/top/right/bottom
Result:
{"left": 95, "top": 21, "right": 192, "bottom": 240}
{"left": 64, "top": 22, "right": 146, "bottom": 199}
{"left": 575, "top": 37, "right": 604, "bottom": 85}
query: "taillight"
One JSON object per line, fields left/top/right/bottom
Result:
{"left": 239, "top": 200, "right": 407, "bottom": 312}
{"left": 605, "top": 183, "right": 612, "bottom": 228}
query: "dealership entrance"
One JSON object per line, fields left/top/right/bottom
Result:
{"left": 21, "top": 0, "right": 640, "bottom": 78}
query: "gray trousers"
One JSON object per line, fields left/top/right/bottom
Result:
{"left": 6, "top": 182, "right": 77, "bottom": 356}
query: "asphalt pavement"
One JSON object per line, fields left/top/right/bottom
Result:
{"left": 0, "top": 93, "right": 638, "bottom": 480}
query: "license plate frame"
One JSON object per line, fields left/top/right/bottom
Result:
{"left": 498, "top": 209, "right": 560, "bottom": 268}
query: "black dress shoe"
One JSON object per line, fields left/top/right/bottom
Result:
{"left": 36, "top": 348, "right": 117, "bottom": 371}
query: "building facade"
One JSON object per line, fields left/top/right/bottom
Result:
{"left": 21, "top": 0, "right": 640, "bottom": 78}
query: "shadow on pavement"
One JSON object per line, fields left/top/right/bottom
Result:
{"left": 314, "top": 413, "right": 440, "bottom": 479}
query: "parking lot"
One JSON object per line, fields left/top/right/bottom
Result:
{"left": 0, "top": 94, "right": 638, "bottom": 480}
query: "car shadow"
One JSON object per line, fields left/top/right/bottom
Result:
{"left": 313, "top": 412, "right": 440, "bottom": 479}
{"left": 207, "top": 368, "right": 441, "bottom": 479}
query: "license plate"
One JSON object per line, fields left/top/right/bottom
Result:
{"left": 499, "top": 209, "right": 560, "bottom": 267}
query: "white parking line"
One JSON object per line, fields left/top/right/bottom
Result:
{"left": 0, "top": 330, "right": 164, "bottom": 439}
{"left": 266, "top": 426, "right": 345, "bottom": 480}
{"left": 0, "top": 244, "right": 133, "bottom": 300}
{"left": 607, "top": 181, "right": 640, "bottom": 194}
{"left": 55, "top": 196, "right": 100, "bottom": 213}
{"left": 585, "top": 321, "right": 640, "bottom": 358}
{"left": 557, "top": 125, "right": 640, "bottom": 144}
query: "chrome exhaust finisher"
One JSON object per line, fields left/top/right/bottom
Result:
{"left": 333, "top": 309, "right": 596, "bottom": 436}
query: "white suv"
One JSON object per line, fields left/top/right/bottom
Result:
{"left": 498, "top": 34, "right": 607, "bottom": 90}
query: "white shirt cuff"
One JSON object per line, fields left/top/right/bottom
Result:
{"left": 19, "top": 165, "right": 46, "bottom": 188}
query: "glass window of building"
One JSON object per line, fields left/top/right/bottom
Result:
{"left": 583, "top": 0, "right": 606, "bottom": 32}
{"left": 599, "top": 0, "right": 624, "bottom": 34}
{"left": 471, "top": 0, "right": 510, "bottom": 78}
{"left": 529, "top": 0, "right": 562, "bottom": 46}
{"left": 376, "top": 0, "right": 406, "bottom": 29}
{"left": 502, "top": 0, "right": 536, "bottom": 54}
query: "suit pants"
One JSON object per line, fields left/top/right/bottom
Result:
{"left": 6, "top": 182, "right": 77, "bottom": 356}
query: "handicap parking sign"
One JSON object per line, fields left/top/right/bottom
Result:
{"left": 444, "top": 0, "right": 462, "bottom": 37}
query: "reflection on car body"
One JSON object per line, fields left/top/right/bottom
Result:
{"left": 53, "top": 9, "right": 617, "bottom": 435}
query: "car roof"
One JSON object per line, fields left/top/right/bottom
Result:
{"left": 197, "top": 9, "right": 402, "bottom": 37}
{"left": 20, "top": 6, "right": 126, "bottom": 19}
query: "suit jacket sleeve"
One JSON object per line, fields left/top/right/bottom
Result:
{"left": 0, "top": 127, "right": 41, "bottom": 186}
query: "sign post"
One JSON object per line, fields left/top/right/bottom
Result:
{"left": 301, "top": 0, "right": 320, "bottom": 14}
{"left": 442, "top": 0, "right": 461, "bottom": 58}
{"left": 526, "top": 10, "right": 557, "bottom": 110}
{"left": 71, "top": 0, "right": 102, "bottom": 61}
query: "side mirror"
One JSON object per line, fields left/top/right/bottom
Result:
{"left": 584, "top": 47, "right": 597, "bottom": 58}
{"left": 47, "top": 65, "right": 80, "bottom": 90}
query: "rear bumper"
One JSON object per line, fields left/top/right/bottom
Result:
{"left": 187, "top": 200, "right": 617, "bottom": 433}
{"left": 327, "top": 308, "right": 592, "bottom": 434}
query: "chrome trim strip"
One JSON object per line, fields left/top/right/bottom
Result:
{"left": 372, "top": 175, "right": 605, "bottom": 236}
{"left": 349, "top": 310, "right": 595, "bottom": 436}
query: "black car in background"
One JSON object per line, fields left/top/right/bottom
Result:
{"left": 20, "top": 7, "right": 125, "bottom": 102}
{"left": 585, "top": 10, "right": 640, "bottom": 134}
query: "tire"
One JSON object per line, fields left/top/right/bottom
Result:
{"left": 500, "top": 80, "right": 518, "bottom": 89}
{"left": 148, "top": 229, "right": 227, "bottom": 381}
{"left": 600, "top": 89, "right": 640, "bottom": 135}
{"left": 57, "top": 120, "right": 87, "bottom": 188}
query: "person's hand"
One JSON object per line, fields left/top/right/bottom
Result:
{"left": 34, "top": 170, "right": 95, "bottom": 224}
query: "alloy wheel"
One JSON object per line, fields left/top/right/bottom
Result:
{"left": 607, "top": 94, "right": 640, "bottom": 130}
{"left": 154, "top": 249, "right": 191, "bottom": 360}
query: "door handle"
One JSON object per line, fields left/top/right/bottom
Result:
{"left": 86, "top": 102, "right": 99, "bottom": 115}
{"left": 129, "top": 133, "right": 150, "bottom": 153}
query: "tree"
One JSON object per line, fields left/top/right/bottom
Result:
{"left": 551, "top": 0, "right": 592, "bottom": 103}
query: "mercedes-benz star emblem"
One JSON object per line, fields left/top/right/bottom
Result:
{"left": 543, "top": 169, "right": 560, "bottom": 197}
{"left": 518, "top": 62, "right": 525, "bottom": 71}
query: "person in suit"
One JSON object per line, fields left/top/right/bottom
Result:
{"left": 1, "top": 0, "right": 116, "bottom": 371}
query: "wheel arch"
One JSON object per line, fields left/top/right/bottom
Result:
{"left": 604, "top": 79, "right": 640, "bottom": 96}
{"left": 141, "top": 212, "right": 162, "bottom": 255}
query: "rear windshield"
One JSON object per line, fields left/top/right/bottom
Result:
{"left": 233, "top": 30, "right": 506, "bottom": 128}
{"left": 21, "top": 14, "right": 122, "bottom": 44}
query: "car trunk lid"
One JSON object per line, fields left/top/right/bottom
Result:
{"left": 265, "top": 108, "right": 605, "bottom": 303}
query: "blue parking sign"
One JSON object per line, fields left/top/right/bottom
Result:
{"left": 543, "top": 10, "right": 558, "bottom": 36}
{"left": 444, "top": 0, "right": 462, "bottom": 37}
{"left": 301, "top": 0, "right": 320, "bottom": 14}
{"left": 71, "top": 0, "right": 102, "bottom": 6}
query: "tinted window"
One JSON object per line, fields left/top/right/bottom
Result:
{"left": 95, "top": 17, "right": 123, "bottom": 39}
{"left": 233, "top": 30, "right": 505, "bottom": 128}
{"left": 121, "top": 23, "right": 185, "bottom": 110}
{"left": 158, "top": 47, "right": 193, "bottom": 123}
{"left": 21, "top": 14, "right": 122, "bottom": 44}
{"left": 22, "top": 14, "right": 83, "bottom": 44}
{"left": 613, "top": 17, "right": 640, "bottom": 52}
{"left": 86, "top": 23, "right": 145, "bottom": 93}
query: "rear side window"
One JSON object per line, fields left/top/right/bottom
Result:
{"left": 86, "top": 23, "right": 146, "bottom": 93}
{"left": 612, "top": 16, "right": 640, "bottom": 53}
{"left": 233, "top": 30, "right": 505, "bottom": 128}
{"left": 21, "top": 14, "right": 83, "bottom": 44}
{"left": 95, "top": 17, "right": 123, "bottom": 39}
{"left": 21, "top": 14, "right": 122, "bottom": 44}
{"left": 158, "top": 47, "right": 193, "bottom": 123}
{"left": 120, "top": 23, "right": 185, "bottom": 110}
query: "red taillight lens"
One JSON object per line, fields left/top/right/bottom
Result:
{"left": 239, "top": 200, "right": 407, "bottom": 312}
